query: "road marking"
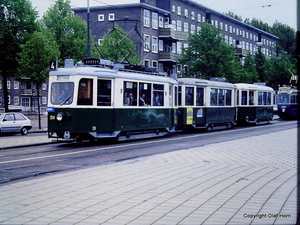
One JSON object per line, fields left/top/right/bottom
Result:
{"left": 0, "top": 121, "right": 296, "bottom": 165}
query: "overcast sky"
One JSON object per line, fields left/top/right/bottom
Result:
{"left": 31, "top": 0, "right": 297, "bottom": 30}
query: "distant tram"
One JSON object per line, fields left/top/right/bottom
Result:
{"left": 235, "top": 83, "right": 274, "bottom": 124}
{"left": 177, "top": 78, "right": 236, "bottom": 130}
{"left": 277, "top": 86, "right": 298, "bottom": 119}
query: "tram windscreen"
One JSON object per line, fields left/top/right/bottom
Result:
{"left": 51, "top": 82, "right": 74, "bottom": 105}
{"left": 277, "top": 94, "right": 290, "bottom": 104}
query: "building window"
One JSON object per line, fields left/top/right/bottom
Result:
{"left": 177, "top": 20, "right": 182, "bottom": 31}
{"left": 152, "top": 36, "right": 158, "bottom": 53}
{"left": 98, "top": 14, "right": 104, "bottom": 21}
{"left": 191, "top": 11, "right": 195, "bottom": 20}
{"left": 108, "top": 13, "right": 115, "bottom": 21}
{"left": 215, "top": 20, "right": 218, "bottom": 28}
{"left": 144, "top": 60, "right": 150, "bottom": 67}
{"left": 177, "top": 42, "right": 182, "bottom": 54}
{"left": 14, "top": 96, "right": 19, "bottom": 105}
{"left": 42, "top": 97, "right": 47, "bottom": 105}
{"left": 7, "top": 81, "right": 10, "bottom": 89}
{"left": 152, "top": 12, "right": 158, "bottom": 29}
{"left": 184, "top": 22, "right": 189, "bottom": 32}
{"left": 177, "top": 6, "right": 181, "bottom": 15}
{"left": 197, "top": 14, "right": 201, "bottom": 22}
{"left": 172, "top": 20, "right": 176, "bottom": 30}
{"left": 144, "top": 10, "right": 150, "bottom": 27}
{"left": 225, "top": 24, "right": 228, "bottom": 32}
{"left": 172, "top": 5, "right": 175, "bottom": 12}
{"left": 159, "top": 16, "right": 164, "bottom": 28}
{"left": 211, "top": 19, "right": 214, "bottom": 25}
{"left": 220, "top": 22, "right": 223, "bottom": 30}
{"left": 144, "top": 34, "right": 150, "bottom": 51}
{"left": 202, "top": 16, "right": 205, "bottom": 22}
{"left": 236, "top": 28, "right": 239, "bottom": 35}
{"left": 191, "top": 24, "right": 195, "bottom": 34}
{"left": 184, "top": 9, "right": 188, "bottom": 18}
{"left": 21, "top": 97, "right": 30, "bottom": 107}
{"left": 229, "top": 25, "right": 232, "bottom": 33}
{"left": 42, "top": 83, "right": 47, "bottom": 90}
{"left": 152, "top": 60, "right": 158, "bottom": 69}
{"left": 159, "top": 39, "right": 163, "bottom": 51}
{"left": 14, "top": 81, "right": 19, "bottom": 89}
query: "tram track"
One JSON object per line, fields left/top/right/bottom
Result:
{"left": 0, "top": 120, "right": 297, "bottom": 185}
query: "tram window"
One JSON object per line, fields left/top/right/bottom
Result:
{"left": 237, "top": 90, "right": 239, "bottom": 105}
{"left": 210, "top": 88, "right": 217, "bottom": 106}
{"left": 218, "top": 89, "right": 225, "bottom": 106}
{"left": 241, "top": 91, "right": 247, "bottom": 105}
{"left": 249, "top": 91, "right": 254, "bottom": 105}
{"left": 169, "top": 85, "right": 173, "bottom": 107}
{"left": 153, "top": 84, "right": 164, "bottom": 106}
{"left": 196, "top": 87, "right": 204, "bottom": 106}
{"left": 266, "top": 92, "right": 271, "bottom": 105}
{"left": 291, "top": 94, "right": 297, "bottom": 104}
{"left": 51, "top": 82, "right": 74, "bottom": 105}
{"left": 139, "top": 83, "right": 151, "bottom": 106}
{"left": 97, "top": 79, "right": 111, "bottom": 106}
{"left": 278, "top": 94, "right": 289, "bottom": 104}
{"left": 78, "top": 79, "right": 93, "bottom": 105}
{"left": 225, "top": 89, "right": 232, "bottom": 106}
{"left": 178, "top": 86, "right": 182, "bottom": 106}
{"left": 185, "top": 87, "right": 194, "bottom": 106}
{"left": 174, "top": 86, "right": 178, "bottom": 106}
{"left": 123, "top": 81, "right": 137, "bottom": 106}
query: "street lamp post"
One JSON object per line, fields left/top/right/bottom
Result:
{"left": 87, "top": 0, "right": 91, "bottom": 58}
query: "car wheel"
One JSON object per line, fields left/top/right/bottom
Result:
{"left": 21, "top": 127, "right": 28, "bottom": 135}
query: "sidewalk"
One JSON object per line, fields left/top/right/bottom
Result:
{"left": 0, "top": 127, "right": 297, "bottom": 225}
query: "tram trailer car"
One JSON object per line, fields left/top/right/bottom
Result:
{"left": 47, "top": 59, "right": 178, "bottom": 141}
{"left": 277, "top": 86, "right": 298, "bottom": 119}
{"left": 177, "top": 78, "right": 236, "bottom": 130}
{"left": 235, "top": 83, "right": 274, "bottom": 124}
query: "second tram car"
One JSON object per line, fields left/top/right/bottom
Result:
{"left": 47, "top": 59, "right": 178, "bottom": 141}
{"left": 235, "top": 83, "right": 274, "bottom": 124}
{"left": 277, "top": 86, "right": 298, "bottom": 119}
{"left": 177, "top": 78, "right": 236, "bottom": 130}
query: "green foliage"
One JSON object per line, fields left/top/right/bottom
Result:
{"left": 267, "top": 53, "right": 296, "bottom": 88}
{"left": 40, "top": 0, "right": 87, "bottom": 64}
{"left": 0, "top": 0, "right": 38, "bottom": 111}
{"left": 255, "top": 47, "right": 270, "bottom": 82}
{"left": 97, "top": 25, "right": 142, "bottom": 64}
{"left": 0, "top": 0, "right": 38, "bottom": 71}
{"left": 17, "top": 31, "right": 60, "bottom": 85}
{"left": 178, "top": 23, "right": 238, "bottom": 82}
{"left": 225, "top": 12, "right": 243, "bottom": 22}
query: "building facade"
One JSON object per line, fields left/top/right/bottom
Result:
{"left": 73, "top": 0, "right": 278, "bottom": 76}
{"left": 0, "top": 78, "right": 48, "bottom": 113}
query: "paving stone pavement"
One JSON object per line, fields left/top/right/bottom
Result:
{"left": 0, "top": 128, "right": 298, "bottom": 225}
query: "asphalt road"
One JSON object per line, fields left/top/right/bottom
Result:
{"left": 0, "top": 119, "right": 297, "bottom": 186}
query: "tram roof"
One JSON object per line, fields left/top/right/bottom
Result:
{"left": 234, "top": 83, "right": 274, "bottom": 91}
{"left": 178, "top": 78, "right": 236, "bottom": 88}
{"left": 49, "top": 67, "right": 178, "bottom": 84}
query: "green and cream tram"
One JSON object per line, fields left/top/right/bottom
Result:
{"left": 235, "top": 83, "right": 274, "bottom": 124}
{"left": 177, "top": 78, "right": 236, "bottom": 130}
{"left": 47, "top": 59, "right": 178, "bottom": 141}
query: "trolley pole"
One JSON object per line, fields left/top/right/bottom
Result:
{"left": 87, "top": 0, "right": 91, "bottom": 58}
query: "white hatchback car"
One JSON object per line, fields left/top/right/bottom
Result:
{"left": 0, "top": 112, "right": 32, "bottom": 135}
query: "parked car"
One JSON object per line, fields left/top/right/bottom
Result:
{"left": 0, "top": 112, "right": 32, "bottom": 135}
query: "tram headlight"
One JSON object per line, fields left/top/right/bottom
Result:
{"left": 56, "top": 113, "right": 63, "bottom": 121}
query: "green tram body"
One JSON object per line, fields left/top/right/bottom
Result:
{"left": 177, "top": 78, "right": 237, "bottom": 130}
{"left": 47, "top": 66, "right": 178, "bottom": 141}
{"left": 235, "top": 83, "right": 274, "bottom": 124}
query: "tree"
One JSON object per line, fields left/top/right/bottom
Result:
{"left": 267, "top": 53, "right": 296, "bottom": 89}
{"left": 0, "top": 0, "right": 38, "bottom": 112}
{"left": 178, "top": 23, "right": 238, "bottom": 82}
{"left": 40, "top": 0, "right": 87, "bottom": 64}
{"left": 255, "top": 47, "right": 270, "bottom": 83}
{"left": 17, "top": 31, "right": 60, "bottom": 128}
{"left": 97, "top": 24, "right": 142, "bottom": 65}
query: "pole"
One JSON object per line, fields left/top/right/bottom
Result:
{"left": 87, "top": 0, "right": 91, "bottom": 58}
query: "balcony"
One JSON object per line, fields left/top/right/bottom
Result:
{"left": 158, "top": 27, "right": 188, "bottom": 41}
{"left": 235, "top": 48, "right": 249, "bottom": 57}
{"left": 158, "top": 52, "right": 180, "bottom": 63}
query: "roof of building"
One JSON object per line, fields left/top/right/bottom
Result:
{"left": 72, "top": 0, "right": 278, "bottom": 40}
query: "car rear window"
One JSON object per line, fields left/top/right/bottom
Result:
{"left": 14, "top": 113, "right": 26, "bottom": 120}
